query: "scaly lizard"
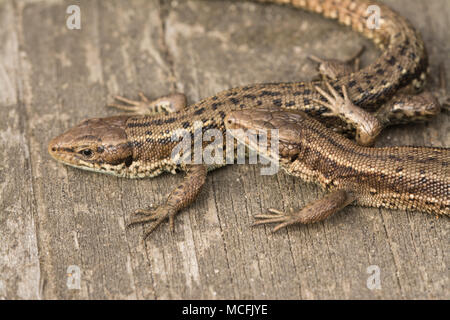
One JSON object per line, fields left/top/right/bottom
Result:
{"left": 224, "top": 85, "right": 449, "bottom": 232}
{"left": 48, "top": 0, "right": 446, "bottom": 238}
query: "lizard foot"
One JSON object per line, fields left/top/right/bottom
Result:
{"left": 127, "top": 204, "right": 177, "bottom": 239}
{"left": 308, "top": 45, "right": 365, "bottom": 80}
{"left": 253, "top": 190, "right": 355, "bottom": 232}
{"left": 108, "top": 92, "right": 187, "bottom": 115}
{"left": 313, "top": 81, "right": 382, "bottom": 146}
{"left": 313, "top": 81, "right": 352, "bottom": 117}
{"left": 109, "top": 92, "right": 151, "bottom": 113}
{"left": 126, "top": 165, "right": 207, "bottom": 240}
{"left": 253, "top": 208, "right": 296, "bottom": 233}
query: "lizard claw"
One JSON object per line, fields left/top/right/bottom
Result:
{"left": 314, "top": 81, "right": 382, "bottom": 146}
{"left": 138, "top": 92, "right": 150, "bottom": 103}
{"left": 108, "top": 93, "right": 152, "bottom": 113}
{"left": 252, "top": 208, "right": 294, "bottom": 233}
{"left": 108, "top": 92, "right": 187, "bottom": 115}
{"left": 127, "top": 204, "right": 177, "bottom": 238}
{"left": 313, "top": 82, "right": 349, "bottom": 117}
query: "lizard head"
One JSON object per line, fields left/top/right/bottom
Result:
{"left": 225, "top": 108, "right": 309, "bottom": 161}
{"left": 48, "top": 115, "right": 134, "bottom": 177}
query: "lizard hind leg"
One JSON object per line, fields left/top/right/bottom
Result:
{"left": 375, "top": 64, "right": 447, "bottom": 126}
{"left": 108, "top": 92, "right": 187, "bottom": 115}
{"left": 375, "top": 91, "right": 441, "bottom": 126}
{"left": 253, "top": 189, "right": 355, "bottom": 232}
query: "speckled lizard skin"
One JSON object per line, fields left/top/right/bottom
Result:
{"left": 48, "top": 0, "right": 446, "bottom": 238}
{"left": 225, "top": 106, "right": 449, "bottom": 231}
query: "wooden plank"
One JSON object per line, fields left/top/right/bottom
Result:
{"left": 0, "top": 0, "right": 40, "bottom": 300}
{"left": 0, "top": 0, "right": 448, "bottom": 299}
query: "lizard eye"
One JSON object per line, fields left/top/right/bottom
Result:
{"left": 80, "top": 149, "right": 93, "bottom": 158}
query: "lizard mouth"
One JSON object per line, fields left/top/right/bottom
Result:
{"left": 48, "top": 137, "right": 92, "bottom": 171}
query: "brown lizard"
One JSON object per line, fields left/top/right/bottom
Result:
{"left": 224, "top": 85, "right": 449, "bottom": 232}
{"left": 48, "top": 0, "right": 445, "bottom": 238}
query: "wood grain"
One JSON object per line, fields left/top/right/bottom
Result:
{"left": 0, "top": 0, "right": 448, "bottom": 299}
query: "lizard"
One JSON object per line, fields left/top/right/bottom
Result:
{"left": 224, "top": 85, "right": 449, "bottom": 232}
{"left": 48, "top": 0, "right": 445, "bottom": 238}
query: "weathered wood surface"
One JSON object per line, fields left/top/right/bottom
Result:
{"left": 0, "top": 0, "right": 448, "bottom": 299}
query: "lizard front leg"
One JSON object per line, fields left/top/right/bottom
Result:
{"left": 313, "top": 82, "right": 383, "bottom": 146}
{"left": 127, "top": 164, "right": 207, "bottom": 238}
